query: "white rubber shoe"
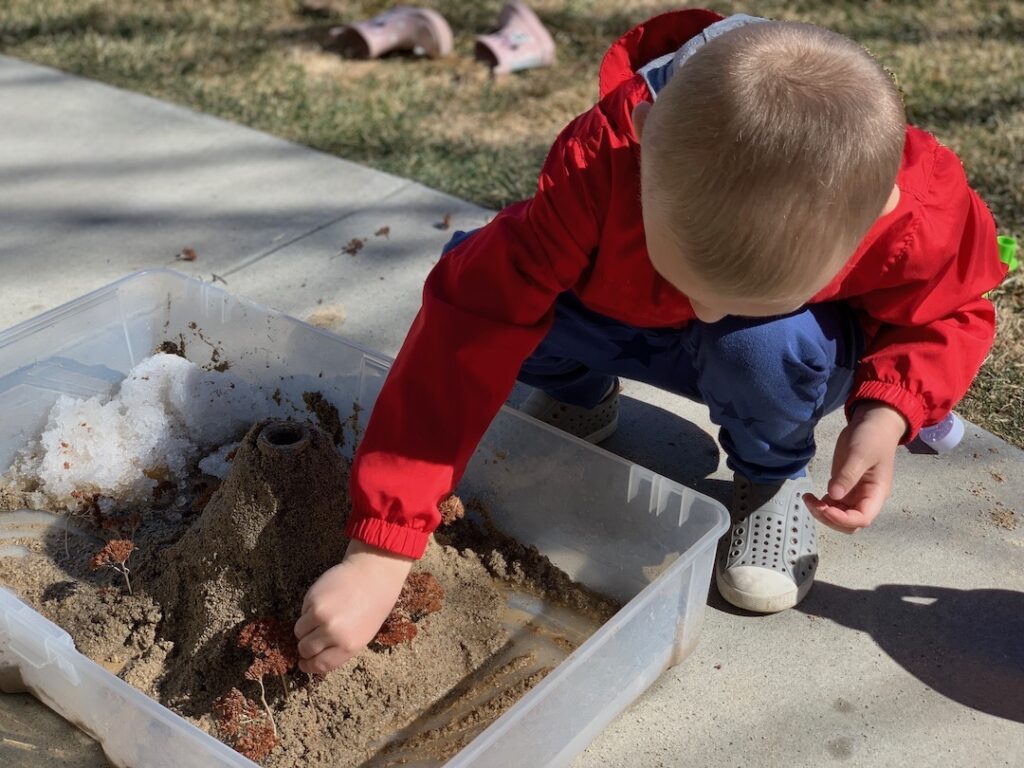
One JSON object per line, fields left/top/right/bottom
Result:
{"left": 519, "top": 387, "right": 619, "bottom": 444}
{"left": 716, "top": 474, "right": 819, "bottom": 613}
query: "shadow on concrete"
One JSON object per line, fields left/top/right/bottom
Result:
{"left": 799, "top": 581, "right": 1024, "bottom": 724}
{"left": 511, "top": 385, "right": 730, "bottom": 505}
{"left": 602, "top": 394, "right": 723, "bottom": 492}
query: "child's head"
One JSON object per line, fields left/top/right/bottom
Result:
{"left": 635, "top": 21, "right": 906, "bottom": 322}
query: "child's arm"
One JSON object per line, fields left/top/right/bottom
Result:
{"left": 346, "top": 106, "right": 618, "bottom": 558}
{"left": 296, "top": 104, "right": 624, "bottom": 669}
{"left": 807, "top": 139, "right": 1007, "bottom": 533}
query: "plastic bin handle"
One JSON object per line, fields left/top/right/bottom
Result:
{"left": 0, "top": 587, "right": 80, "bottom": 685}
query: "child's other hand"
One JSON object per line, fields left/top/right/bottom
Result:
{"left": 294, "top": 539, "right": 414, "bottom": 675}
{"left": 803, "top": 402, "right": 906, "bottom": 535}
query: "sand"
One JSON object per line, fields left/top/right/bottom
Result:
{"left": 0, "top": 418, "right": 617, "bottom": 767}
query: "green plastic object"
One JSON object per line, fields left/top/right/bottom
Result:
{"left": 998, "top": 235, "right": 1019, "bottom": 272}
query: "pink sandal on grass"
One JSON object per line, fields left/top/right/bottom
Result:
{"left": 475, "top": 1, "right": 556, "bottom": 75}
{"left": 330, "top": 6, "right": 454, "bottom": 60}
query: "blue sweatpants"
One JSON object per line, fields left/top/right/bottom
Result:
{"left": 518, "top": 292, "right": 864, "bottom": 483}
{"left": 441, "top": 230, "right": 863, "bottom": 484}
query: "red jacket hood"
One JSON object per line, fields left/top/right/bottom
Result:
{"left": 598, "top": 8, "right": 724, "bottom": 98}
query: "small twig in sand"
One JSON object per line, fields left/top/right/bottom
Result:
{"left": 238, "top": 618, "right": 298, "bottom": 739}
{"left": 254, "top": 677, "right": 277, "bottom": 738}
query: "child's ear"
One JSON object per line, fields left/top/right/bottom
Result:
{"left": 632, "top": 101, "right": 652, "bottom": 141}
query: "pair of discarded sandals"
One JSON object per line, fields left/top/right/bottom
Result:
{"left": 327, "top": 2, "right": 555, "bottom": 75}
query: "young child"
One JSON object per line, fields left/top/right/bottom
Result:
{"left": 293, "top": 10, "right": 1007, "bottom": 674}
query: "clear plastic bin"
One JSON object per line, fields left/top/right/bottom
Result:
{"left": 0, "top": 270, "right": 728, "bottom": 767}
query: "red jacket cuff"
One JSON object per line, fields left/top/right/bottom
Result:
{"left": 846, "top": 380, "right": 926, "bottom": 443}
{"left": 345, "top": 515, "right": 430, "bottom": 559}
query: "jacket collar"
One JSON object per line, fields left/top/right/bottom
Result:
{"left": 598, "top": 9, "right": 724, "bottom": 99}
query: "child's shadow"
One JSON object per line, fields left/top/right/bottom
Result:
{"left": 797, "top": 581, "right": 1024, "bottom": 724}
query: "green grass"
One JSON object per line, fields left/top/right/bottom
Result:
{"left": 2, "top": 0, "right": 1022, "bottom": 445}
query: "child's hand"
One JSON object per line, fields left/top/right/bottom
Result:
{"left": 294, "top": 539, "right": 414, "bottom": 675}
{"left": 803, "top": 402, "right": 906, "bottom": 535}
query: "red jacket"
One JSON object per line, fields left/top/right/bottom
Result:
{"left": 347, "top": 10, "right": 1007, "bottom": 558}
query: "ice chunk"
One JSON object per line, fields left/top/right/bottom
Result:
{"left": 17, "top": 353, "right": 273, "bottom": 509}
{"left": 197, "top": 442, "right": 240, "bottom": 480}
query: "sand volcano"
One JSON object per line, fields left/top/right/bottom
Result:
{"left": 150, "top": 419, "right": 350, "bottom": 707}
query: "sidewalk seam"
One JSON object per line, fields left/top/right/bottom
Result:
{"left": 222, "top": 180, "right": 414, "bottom": 277}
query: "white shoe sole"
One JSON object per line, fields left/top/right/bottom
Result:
{"left": 715, "top": 561, "right": 814, "bottom": 613}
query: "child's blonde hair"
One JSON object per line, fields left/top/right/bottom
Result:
{"left": 641, "top": 21, "right": 906, "bottom": 301}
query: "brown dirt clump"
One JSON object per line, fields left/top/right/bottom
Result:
{"left": 154, "top": 337, "right": 186, "bottom": 358}
{"left": 991, "top": 505, "right": 1018, "bottom": 530}
{"left": 302, "top": 391, "right": 344, "bottom": 446}
{"left": 439, "top": 494, "right": 465, "bottom": 526}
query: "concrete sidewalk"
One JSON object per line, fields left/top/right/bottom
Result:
{"left": 1, "top": 56, "right": 1022, "bottom": 767}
